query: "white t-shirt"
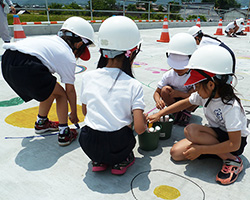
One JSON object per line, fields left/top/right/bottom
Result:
{"left": 225, "top": 22, "right": 235, "bottom": 32}
{"left": 199, "top": 36, "right": 221, "bottom": 47}
{"left": 189, "top": 92, "right": 250, "bottom": 137}
{"left": 157, "top": 69, "right": 192, "bottom": 93}
{"left": 3, "top": 36, "right": 76, "bottom": 84}
{"left": 236, "top": 24, "right": 244, "bottom": 33}
{"left": 80, "top": 67, "right": 145, "bottom": 131}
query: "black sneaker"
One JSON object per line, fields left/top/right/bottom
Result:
{"left": 111, "top": 152, "right": 135, "bottom": 175}
{"left": 177, "top": 110, "right": 191, "bottom": 126}
{"left": 58, "top": 127, "right": 78, "bottom": 146}
{"left": 35, "top": 119, "right": 59, "bottom": 134}
{"left": 216, "top": 156, "right": 243, "bottom": 185}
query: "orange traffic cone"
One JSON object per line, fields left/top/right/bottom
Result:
{"left": 245, "top": 18, "right": 250, "bottom": 32}
{"left": 214, "top": 17, "right": 224, "bottom": 35}
{"left": 13, "top": 15, "right": 26, "bottom": 41}
{"left": 157, "top": 16, "right": 170, "bottom": 43}
{"left": 196, "top": 17, "right": 201, "bottom": 28}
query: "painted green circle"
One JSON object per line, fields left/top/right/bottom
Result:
{"left": 0, "top": 97, "right": 24, "bottom": 107}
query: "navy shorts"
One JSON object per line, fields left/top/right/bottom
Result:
{"left": 198, "top": 128, "right": 247, "bottom": 160}
{"left": 1, "top": 50, "right": 56, "bottom": 102}
{"left": 79, "top": 125, "right": 136, "bottom": 165}
{"left": 212, "top": 127, "right": 247, "bottom": 156}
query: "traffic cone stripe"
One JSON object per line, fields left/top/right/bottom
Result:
{"left": 14, "top": 31, "right": 26, "bottom": 38}
{"left": 14, "top": 24, "right": 24, "bottom": 31}
{"left": 157, "top": 16, "right": 170, "bottom": 43}
{"left": 13, "top": 15, "right": 26, "bottom": 41}
{"left": 162, "top": 29, "right": 169, "bottom": 33}
{"left": 245, "top": 19, "right": 250, "bottom": 32}
{"left": 214, "top": 18, "right": 224, "bottom": 35}
{"left": 196, "top": 17, "right": 201, "bottom": 28}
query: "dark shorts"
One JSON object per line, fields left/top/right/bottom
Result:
{"left": 212, "top": 127, "right": 247, "bottom": 156}
{"left": 198, "top": 128, "right": 247, "bottom": 160}
{"left": 78, "top": 125, "right": 136, "bottom": 165}
{"left": 1, "top": 50, "right": 56, "bottom": 102}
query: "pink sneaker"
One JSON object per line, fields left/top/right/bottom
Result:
{"left": 216, "top": 156, "right": 243, "bottom": 185}
{"left": 35, "top": 119, "right": 59, "bottom": 134}
{"left": 92, "top": 162, "right": 108, "bottom": 172}
{"left": 111, "top": 152, "right": 135, "bottom": 175}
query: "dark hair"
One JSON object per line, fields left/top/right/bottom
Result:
{"left": 59, "top": 30, "right": 89, "bottom": 58}
{"left": 200, "top": 75, "right": 242, "bottom": 107}
{"left": 97, "top": 51, "right": 134, "bottom": 78}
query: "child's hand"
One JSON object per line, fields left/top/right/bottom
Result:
{"left": 183, "top": 144, "right": 201, "bottom": 160}
{"left": 143, "top": 113, "right": 148, "bottom": 123}
{"left": 147, "top": 113, "right": 161, "bottom": 123}
{"left": 68, "top": 112, "right": 79, "bottom": 124}
{"left": 156, "top": 99, "right": 165, "bottom": 110}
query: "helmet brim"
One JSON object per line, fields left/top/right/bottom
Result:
{"left": 80, "top": 46, "right": 91, "bottom": 61}
{"left": 184, "top": 70, "right": 215, "bottom": 86}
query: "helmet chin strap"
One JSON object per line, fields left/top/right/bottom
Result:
{"left": 195, "top": 69, "right": 216, "bottom": 107}
{"left": 204, "top": 85, "right": 216, "bottom": 107}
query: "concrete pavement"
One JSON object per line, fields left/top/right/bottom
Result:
{"left": 1, "top": 25, "right": 250, "bottom": 200}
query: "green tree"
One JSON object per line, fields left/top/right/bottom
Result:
{"left": 127, "top": 4, "right": 137, "bottom": 11}
{"left": 202, "top": 0, "right": 240, "bottom": 9}
{"left": 158, "top": 4, "right": 164, "bottom": 12}
{"left": 49, "top": 3, "right": 63, "bottom": 15}
{"left": 169, "top": 1, "right": 181, "bottom": 13}
{"left": 64, "top": 2, "right": 83, "bottom": 9}
{"left": 87, "top": 0, "right": 116, "bottom": 10}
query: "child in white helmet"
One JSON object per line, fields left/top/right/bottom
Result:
{"left": 153, "top": 33, "right": 197, "bottom": 126}
{"left": 78, "top": 16, "right": 147, "bottom": 175}
{"left": 225, "top": 20, "right": 239, "bottom": 37}
{"left": 148, "top": 45, "right": 249, "bottom": 185}
{"left": 188, "top": 25, "right": 236, "bottom": 72}
{"left": 235, "top": 18, "right": 247, "bottom": 36}
{"left": 1, "top": 16, "right": 95, "bottom": 146}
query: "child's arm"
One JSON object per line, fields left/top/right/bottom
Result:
{"left": 153, "top": 88, "right": 165, "bottom": 109}
{"left": 65, "top": 83, "right": 79, "bottom": 124}
{"left": 183, "top": 131, "right": 241, "bottom": 160}
{"left": 170, "top": 87, "right": 195, "bottom": 99}
{"left": 82, "top": 103, "right": 87, "bottom": 116}
{"left": 133, "top": 109, "right": 147, "bottom": 135}
{"left": 147, "top": 98, "right": 192, "bottom": 123}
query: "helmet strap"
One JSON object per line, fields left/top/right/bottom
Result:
{"left": 204, "top": 85, "right": 216, "bottom": 107}
{"left": 195, "top": 69, "right": 216, "bottom": 107}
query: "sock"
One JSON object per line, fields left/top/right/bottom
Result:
{"left": 234, "top": 156, "right": 240, "bottom": 163}
{"left": 59, "top": 124, "right": 68, "bottom": 135}
{"left": 36, "top": 115, "right": 48, "bottom": 124}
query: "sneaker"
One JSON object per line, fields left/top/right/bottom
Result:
{"left": 92, "top": 162, "right": 108, "bottom": 172}
{"left": 35, "top": 119, "right": 59, "bottom": 134}
{"left": 177, "top": 110, "right": 191, "bottom": 126}
{"left": 173, "top": 112, "right": 182, "bottom": 125}
{"left": 58, "top": 128, "right": 78, "bottom": 146}
{"left": 111, "top": 152, "right": 135, "bottom": 175}
{"left": 216, "top": 156, "right": 243, "bottom": 185}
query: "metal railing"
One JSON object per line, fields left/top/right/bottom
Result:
{"left": 15, "top": 0, "right": 247, "bottom": 22}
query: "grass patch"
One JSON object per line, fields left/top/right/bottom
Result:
{"left": 7, "top": 14, "right": 104, "bottom": 24}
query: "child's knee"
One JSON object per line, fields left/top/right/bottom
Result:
{"left": 161, "top": 86, "right": 171, "bottom": 96}
{"left": 170, "top": 146, "right": 184, "bottom": 161}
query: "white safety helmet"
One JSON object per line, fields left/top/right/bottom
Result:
{"left": 236, "top": 18, "right": 244, "bottom": 26}
{"left": 167, "top": 33, "right": 197, "bottom": 56}
{"left": 98, "top": 16, "right": 142, "bottom": 51}
{"left": 60, "top": 16, "right": 95, "bottom": 45}
{"left": 185, "top": 45, "right": 234, "bottom": 74}
{"left": 187, "top": 26, "right": 202, "bottom": 37}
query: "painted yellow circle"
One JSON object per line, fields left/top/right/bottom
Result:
{"left": 5, "top": 103, "right": 85, "bottom": 128}
{"left": 154, "top": 185, "right": 181, "bottom": 200}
